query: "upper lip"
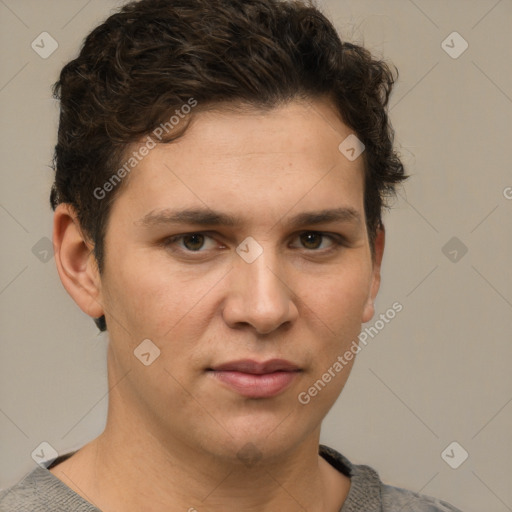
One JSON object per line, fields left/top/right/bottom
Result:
{"left": 209, "top": 359, "right": 301, "bottom": 374}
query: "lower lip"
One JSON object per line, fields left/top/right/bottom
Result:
{"left": 209, "top": 370, "right": 299, "bottom": 398}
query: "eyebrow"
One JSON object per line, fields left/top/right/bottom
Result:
{"left": 137, "top": 206, "right": 362, "bottom": 230}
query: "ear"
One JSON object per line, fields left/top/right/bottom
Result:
{"left": 53, "top": 203, "right": 104, "bottom": 319}
{"left": 362, "top": 225, "right": 385, "bottom": 323}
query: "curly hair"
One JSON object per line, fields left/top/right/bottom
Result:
{"left": 50, "top": 0, "right": 407, "bottom": 331}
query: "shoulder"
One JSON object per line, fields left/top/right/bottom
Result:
{"left": 0, "top": 466, "right": 44, "bottom": 512}
{"left": 318, "top": 445, "right": 463, "bottom": 512}
{"left": 0, "top": 463, "right": 98, "bottom": 512}
{"left": 381, "top": 483, "right": 464, "bottom": 512}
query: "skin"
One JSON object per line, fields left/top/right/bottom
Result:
{"left": 50, "top": 97, "right": 384, "bottom": 512}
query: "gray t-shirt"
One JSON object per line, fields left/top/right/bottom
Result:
{"left": 0, "top": 444, "right": 463, "bottom": 511}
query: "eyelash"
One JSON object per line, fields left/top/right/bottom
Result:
{"left": 161, "top": 231, "right": 346, "bottom": 257}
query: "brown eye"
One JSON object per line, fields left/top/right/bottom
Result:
{"left": 289, "top": 231, "right": 345, "bottom": 254}
{"left": 181, "top": 234, "right": 205, "bottom": 251}
{"left": 299, "top": 232, "right": 324, "bottom": 249}
{"left": 162, "top": 232, "right": 217, "bottom": 254}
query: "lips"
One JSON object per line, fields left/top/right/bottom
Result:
{"left": 207, "top": 359, "right": 301, "bottom": 398}
{"left": 210, "top": 359, "right": 300, "bottom": 374}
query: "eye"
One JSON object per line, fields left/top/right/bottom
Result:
{"left": 291, "top": 231, "right": 344, "bottom": 251}
{"left": 163, "top": 233, "right": 218, "bottom": 252}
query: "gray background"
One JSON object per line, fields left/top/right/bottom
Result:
{"left": 1, "top": 1, "right": 511, "bottom": 510}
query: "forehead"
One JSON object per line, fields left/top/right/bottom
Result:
{"left": 110, "top": 98, "right": 366, "bottom": 226}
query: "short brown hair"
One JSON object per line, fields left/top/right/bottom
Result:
{"left": 50, "top": 0, "right": 407, "bottom": 331}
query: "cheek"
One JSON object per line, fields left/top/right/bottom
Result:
{"left": 102, "top": 249, "right": 226, "bottom": 343}
{"left": 301, "top": 261, "right": 372, "bottom": 334}
{"left": 295, "top": 259, "right": 372, "bottom": 390}
{"left": 103, "top": 265, "right": 170, "bottom": 335}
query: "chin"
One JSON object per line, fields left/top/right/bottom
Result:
{"left": 207, "top": 411, "right": 309, "bottom": 461}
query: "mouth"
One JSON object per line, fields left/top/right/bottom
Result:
{"left": 206, "top": 359, "right": 302, "bottom": 398}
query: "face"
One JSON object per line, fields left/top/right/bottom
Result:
{"left": 90, "top": 98, "right": 382, "bottom": 461}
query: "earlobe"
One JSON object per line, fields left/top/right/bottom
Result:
{"left": 53, "top": 204, "right": 104, "bottom": 319}
{"left": 362, "top": 226, "right": 385, "bottom": 323}
{"left": 362, "top": 297, "right": 375, "bottom": 325}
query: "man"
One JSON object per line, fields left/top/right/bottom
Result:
{"left": 0, "top": 0, "right": 462, "bottom": 510}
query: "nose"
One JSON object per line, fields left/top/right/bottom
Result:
{"left": 222, "top": 247, "right": 299, "bottom": 335}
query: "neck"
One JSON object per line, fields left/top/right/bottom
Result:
{"left": 79, "top": 427, "right": 346, "bottom": 512}
{"left": 51, "top": 423, "right": 349, "bottom": 512}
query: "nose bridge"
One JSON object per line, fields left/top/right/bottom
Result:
{"left": 224, "top": 238, "right": 297, "bottom": 333}
{"left": 248, "top": 248, "right": 283, "bottom": 301}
